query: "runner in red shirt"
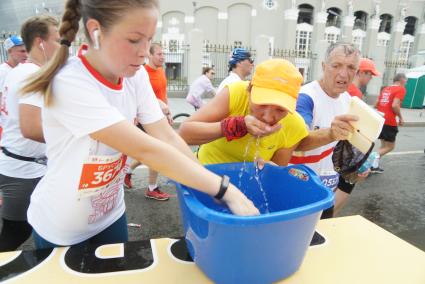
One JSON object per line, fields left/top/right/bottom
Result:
{"left": 371, "top": 73, "right": 407, "bottom": 173}
{"left": 347, "top": 58, "right": 380, "bottom": 100}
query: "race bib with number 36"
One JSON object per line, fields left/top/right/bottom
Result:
{"left": 78, "top": 153, "right": 127, "bottom": 197}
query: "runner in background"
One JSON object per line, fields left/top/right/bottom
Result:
{"left": 0, "top": 36, "right": 27, "bottom": 96}
{"left": 371, "top": 73, "right": 407, "bottom": 173}
{"left": 347, "top": 58, "right": 380, "bottom": 100}
{"left": 186, "top": 66, "right": 215, "bottom": 110}
{"left": 21, "top": 0, "right": 258, "bottom": 250}
{"left": 0, "top": 15, "right": 59, "bottom": 252}
{"left": 0, "top": 36, "right": 28, "bottom": 139}
{"left": 0, "top": 36, "right": 26, "bottom": 207}
{"left": 217, "top": 48, "right": 253, "bottom": 93}
{"left": 124, "top": 43, "right": 173, "bottom": 201}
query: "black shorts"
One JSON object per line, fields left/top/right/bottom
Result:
{"left": 337, "top": 176, "right": 355, "bottom": 194}
{"left": 378, "top": 125, "right": 398, "bottom": 142}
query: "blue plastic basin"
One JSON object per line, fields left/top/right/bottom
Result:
{"left": 175, "top": 163, "right": 334, "bottom": 284}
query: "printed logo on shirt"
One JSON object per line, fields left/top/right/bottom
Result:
{"left": 78, "top": 153, "right": 127, "bottom": 224}
{"left": 0, "top": 86, "right": 9, "bottom": 116}
{"left": 380, "top": 92, "right": 390, "bottom": 105}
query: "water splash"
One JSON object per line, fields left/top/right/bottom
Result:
{"left": 238, "top": 137, "right": 254, "bottom": 190}
{"left": 253, "top": 137, "right": 270, "bottom": 214}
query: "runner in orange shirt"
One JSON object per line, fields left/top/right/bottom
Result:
{"left": 347, "top": 58, "right": 380, "bottom": 100}
{"left": 144, "top": 43, "right": 167, "bottom": 103}
{"left": 125, "top": 43, "right": 173, "bottom": 201}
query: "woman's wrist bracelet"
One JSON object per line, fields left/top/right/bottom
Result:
{"left": 214, "top": 175, "right": 230, "bottom": 200}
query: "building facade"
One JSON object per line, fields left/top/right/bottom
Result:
{"left": 1, "top": 0, "right": 425, "bottom": 97}
{"left": 156, "top": 0, "right": 425, "bottom": 97}
{"left": 157, "top": 0, "right": 425, "bottom": 59}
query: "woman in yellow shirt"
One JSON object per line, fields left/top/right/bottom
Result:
{"left": 179, "top": 59, "right": 356, "bottom": 166}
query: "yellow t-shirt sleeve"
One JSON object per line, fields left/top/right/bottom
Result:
{"left": 228, "top": 81, "right": 250, "bottom": 116}
{"left": 277, "top": 112, "right": 309, "bottom": 149}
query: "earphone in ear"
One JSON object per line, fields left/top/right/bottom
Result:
{"left": 93, "top": 29, "right": 100, "bottom": 50}
{"left": 39, "top": 42, "right": 45, "bottom": 51}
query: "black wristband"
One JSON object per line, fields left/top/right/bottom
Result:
{"left": 214, "top": 175, "right": 230, "bottom": 200}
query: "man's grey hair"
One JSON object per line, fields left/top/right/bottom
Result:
{"left": 324, "top": 42, "right": 361, "bottom": 63}
{"left": 393, "top": 73, "right": 407, "bottom": 83}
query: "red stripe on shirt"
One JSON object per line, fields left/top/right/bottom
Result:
{"left": 77, "top": 44, "right": 123, "bottom": 91}
{"left": 290, "top": 147, "right": 334, "bottom": 164}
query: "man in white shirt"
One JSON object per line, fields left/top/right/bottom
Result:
{"left": 186, "top": 66, "right": 215, "bottom": 109}
{"left": 0, "top": 36, "right": 28, "bottom": 130}
{"left": 217, "top": 48, "right": 253, "bottom": 93}
{"left": 0, "top": 36, "right": 27, "bottom": 91}
{"left": 293, "top": 42, "right": 361, "bottom": 218}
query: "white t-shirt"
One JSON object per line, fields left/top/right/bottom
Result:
{"left": 186, "top": 74, "right": 215, "bottom": 108}
{"left": 28, "top": 53, "right": 164, "bottom": 246}
{"left": 0, "top": 62, "right": 13, "bottom": 127}
{"left": 217, "top": 72, "right": 242, "bottom": 93}
{"left": 0, "top": 62, "right": 12, "bottom": 92}
{"left": 0, "top": 62, "right": 46, "bottom": 179}
{"left": 293, "top": 80, "right": 351, "bottom": 190}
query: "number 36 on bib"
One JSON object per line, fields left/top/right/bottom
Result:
{"left": 78, "top": 153, "right": 127, "bottom": 197}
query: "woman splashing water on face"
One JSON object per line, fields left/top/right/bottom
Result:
{"left": 21, "top": 0, "right": 259, "bottom": 250}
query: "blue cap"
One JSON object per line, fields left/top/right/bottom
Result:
{"left": 229, "top": 48, "right": 252, "bottom": 66}
{"left": 4, "top": 35, "right": 24, "bottom": 50}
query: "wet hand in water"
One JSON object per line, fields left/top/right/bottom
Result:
{"left": 244, "top": 115, "right": 281, "bottom": 137}
{"left": 330, "top": 114, "right": 358, "bottom": 141}
{"left": 222, "top": 184, "right": 260, "bottom": 216}
{"left": 255, "top": 158, "right": 278, "bottom": 170}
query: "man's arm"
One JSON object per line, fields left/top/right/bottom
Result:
{"left": 19, "top": 104, "right": 45, "bottom": 143}
{"left": 178, "top": 87, "right": 230, "bottom": 145}
{"left": 296, "top": 115, "right": 357, "bottom": 151}
{"left": 295, "top": 93, "right": 314, "bottom": 128}
{"left": 271, "top": 144, "right": 299, "bottom": 166}
{"left": 392, "top": 97, "right": 404, "bottom": 126}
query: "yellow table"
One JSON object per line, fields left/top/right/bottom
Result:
{"left": 1, "top": 215, "right": 424, "bottom": 284}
